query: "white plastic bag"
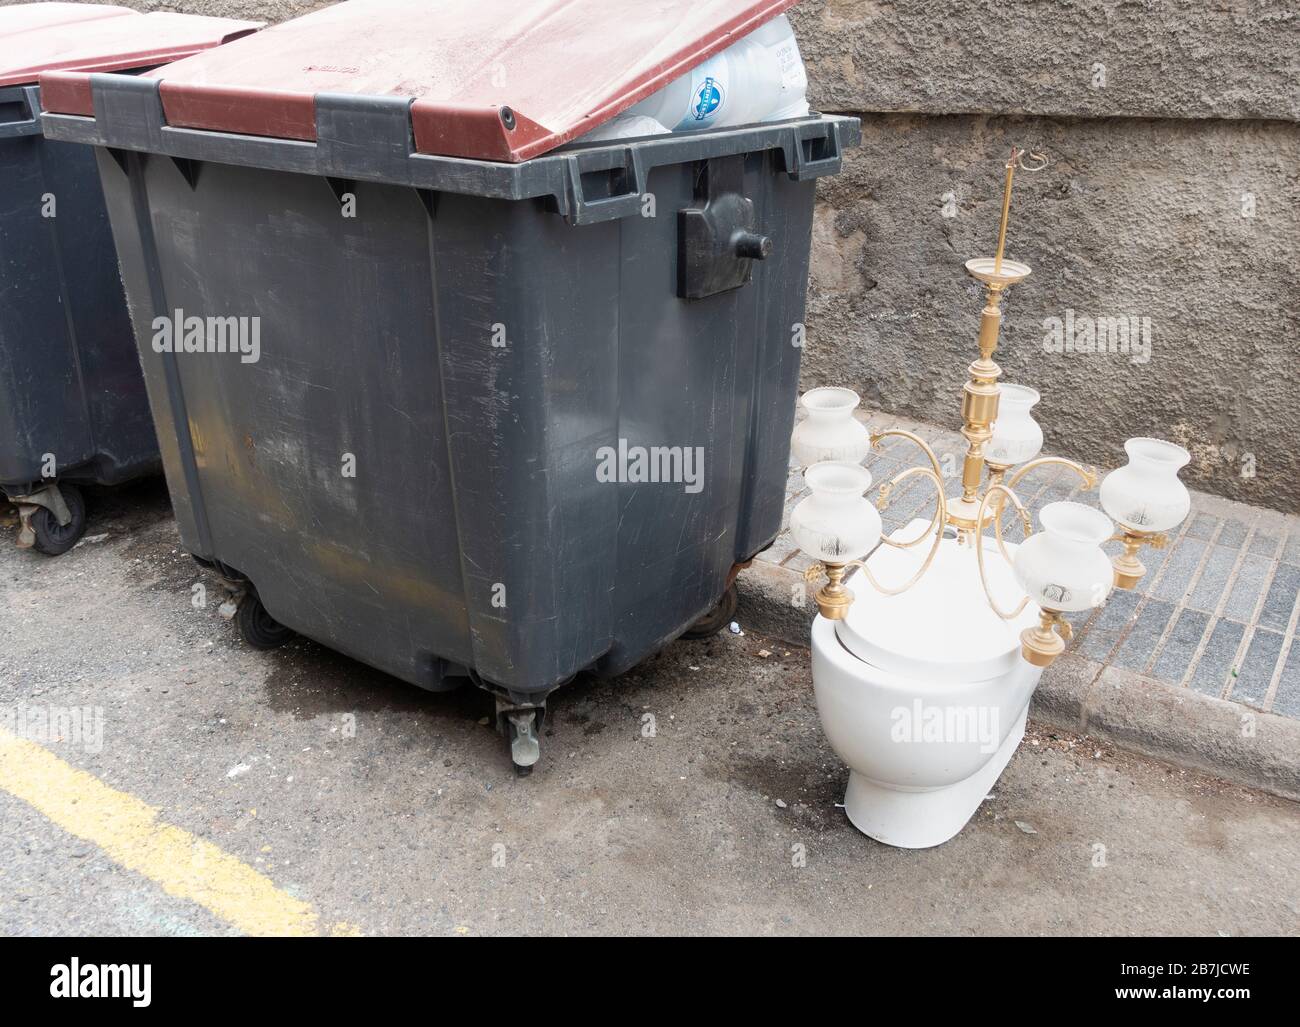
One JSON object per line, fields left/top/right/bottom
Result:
{"left": 580, "top": 14, "right": 808, "bottom": 143}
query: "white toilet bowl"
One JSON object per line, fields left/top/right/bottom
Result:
{"left": 809, "top": 520, "right": 1044, "bottom": 848}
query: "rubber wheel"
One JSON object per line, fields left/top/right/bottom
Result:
{"left": 236, "top": 594, "right": 295, "bottom": 650}
{"left": 681, "top": 583, "right": 739, "bottom": 640}
{"left": 30, "top": 484, "right": 87, "bottom": 556}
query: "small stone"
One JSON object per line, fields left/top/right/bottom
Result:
{"left": 1014, "top": 820, "right": 1038, "bottom": 835}
{"left": 775, "top": 799, "right": 787, "bottom": 809}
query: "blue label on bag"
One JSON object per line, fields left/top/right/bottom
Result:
{"left": 691, "top": 76, "right": 724, "bottom": 121}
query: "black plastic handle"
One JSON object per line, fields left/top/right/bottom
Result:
{"left": 732, "top": 230, "right": 772, "bottom": 260}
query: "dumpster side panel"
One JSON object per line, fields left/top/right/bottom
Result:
{"left": 0, "top": 90, "right": 156, "bottom": 493}
{"left": 116, "top": 155, "right": 476, "bottom": 688}
{"left": 741, "top": 154, "right": 816, "bottom": 557}
{"left": 42, "top": 135, "right": 157, "bottom": 485}
{"left": 431, "top": 197, "right": 621, "bottom": 692}
{"left": 595, "top": 150, "right": 816, "bottom": 677}
{"left": 604, "top": 156, "right": 750, "bottom": 670}
{"left": 0, "top": 130, "right": 93, "bottom": 487}
{"left": 93, "top": 147, "right": 206, "bottom": 545}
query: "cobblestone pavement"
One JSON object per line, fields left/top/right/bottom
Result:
{"left": 762, "top": 411, "right": 1300, "bottom": 720}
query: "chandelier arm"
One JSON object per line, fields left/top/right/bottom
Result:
{"left": 869, "top": 428, "right": 945, "bottom": 479}
{"left": 857, "top": 467, "right": 948, "bottom": 597}
{"left": 975, "top": 483, "right": 1032, "bottom": 621}
{"left": 992, "top": 484, "right": 1032, "bottom": 567}
{"left": 874, "top": 465, "right": 945, "bottom": 549}
{"left": 1006, "top": 456, "right": 1098, "bottom": 491}
{"left": 983, "top": 469, "right": 1024, "bottom": 545}
{"left": 868, "top": 428, "right": 948, "bottom": 549}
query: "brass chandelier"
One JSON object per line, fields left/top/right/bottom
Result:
{"left": 792, "top": 148, "right": 1192, "bottom": 669}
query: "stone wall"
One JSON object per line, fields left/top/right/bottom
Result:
{"left": 791, "top": 0, "right": 1299, "bottom": 513}
{"left": 29, "top": 0, "right": 1300, "bottom": 510}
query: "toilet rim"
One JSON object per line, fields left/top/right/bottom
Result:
{"left": 813, "top": 616, "right": 1035, "bottom": 695}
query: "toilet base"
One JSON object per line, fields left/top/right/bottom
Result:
{"left": 842, "top": 706, "right": 1028, "bottom": 849}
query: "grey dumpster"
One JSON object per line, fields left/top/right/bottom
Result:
{"left": 0, "top": 4, "right": 259, "bottom": 553}
{"left": 41, "top": 0, "right": 859, "bottom": 769}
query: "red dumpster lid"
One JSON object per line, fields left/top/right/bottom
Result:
{"left": 0, "top": 3, "right": 134, "bottom": 40}
{"left": 1, "top": 10, "right": 262, "bottom": 88}
{"left": 134, "top": 0, "right": 798, "bottom": 163}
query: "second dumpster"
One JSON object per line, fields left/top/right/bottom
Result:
{"left": 0, "top": 4, "right": 261, "bottom": 553}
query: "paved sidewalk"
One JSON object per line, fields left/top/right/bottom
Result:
{"left": 759, "top": 410, "right": 1300, "bottom": 720}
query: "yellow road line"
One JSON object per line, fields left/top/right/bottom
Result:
{"left": 0, "top": 726, "right": 320, "bottom": 936}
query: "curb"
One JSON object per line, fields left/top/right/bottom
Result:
{"left": 736, "top": 562, "right": 1300, "bottom": 802}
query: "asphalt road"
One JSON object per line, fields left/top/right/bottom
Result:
{"left": 1, "top": 480, "right": 1297, "bottom": 936}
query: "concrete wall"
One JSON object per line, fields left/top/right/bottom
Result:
{"left": 790, "top": 0, "right": 1299, "bottom": 513}
{"left": 29, "top": 0, "right": 1300, "bottom": 510}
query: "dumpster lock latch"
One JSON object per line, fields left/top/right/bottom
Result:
{"left": 678, "top": 158, "right": 772, "bottom": 300}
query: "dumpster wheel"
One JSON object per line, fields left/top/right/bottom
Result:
{"left": 30, "top": 484, "right": 87, "bottom": 556}
{"left": 681, "top": 583, "right": 738, "bottom": 640}
{"left": 505, "top": 709, "right": 542, "bottom": 777}
{"left": 236, "top": 594, "right": 295, "bottom": 650}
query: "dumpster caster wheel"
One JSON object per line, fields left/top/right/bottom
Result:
{"left": 681, "top": 583, "right": 738, "bottom": 640}
{"left": 236, "top": 594, "right": 295, "bottom": 650}
{"left": 30, "top": 484, "right": 87, "bottom": 556}
{"left": 506, "top": 710, "right": 541, "bottom": 777}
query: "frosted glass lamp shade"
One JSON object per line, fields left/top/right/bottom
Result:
{"left": 789, "top": 461, "right": 879, "bottom": 564}
{"left": 791, "top": 387, "right": 870, "bottom": 466}
{"left": 1013, "top": 502, "right": 1115, "bottom": 613}
{"left": 986, "top": 384, "right": 1043, "bottom": 467}
{"left": 1099, "top": 437, "right": 1192, "bottom": 533}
